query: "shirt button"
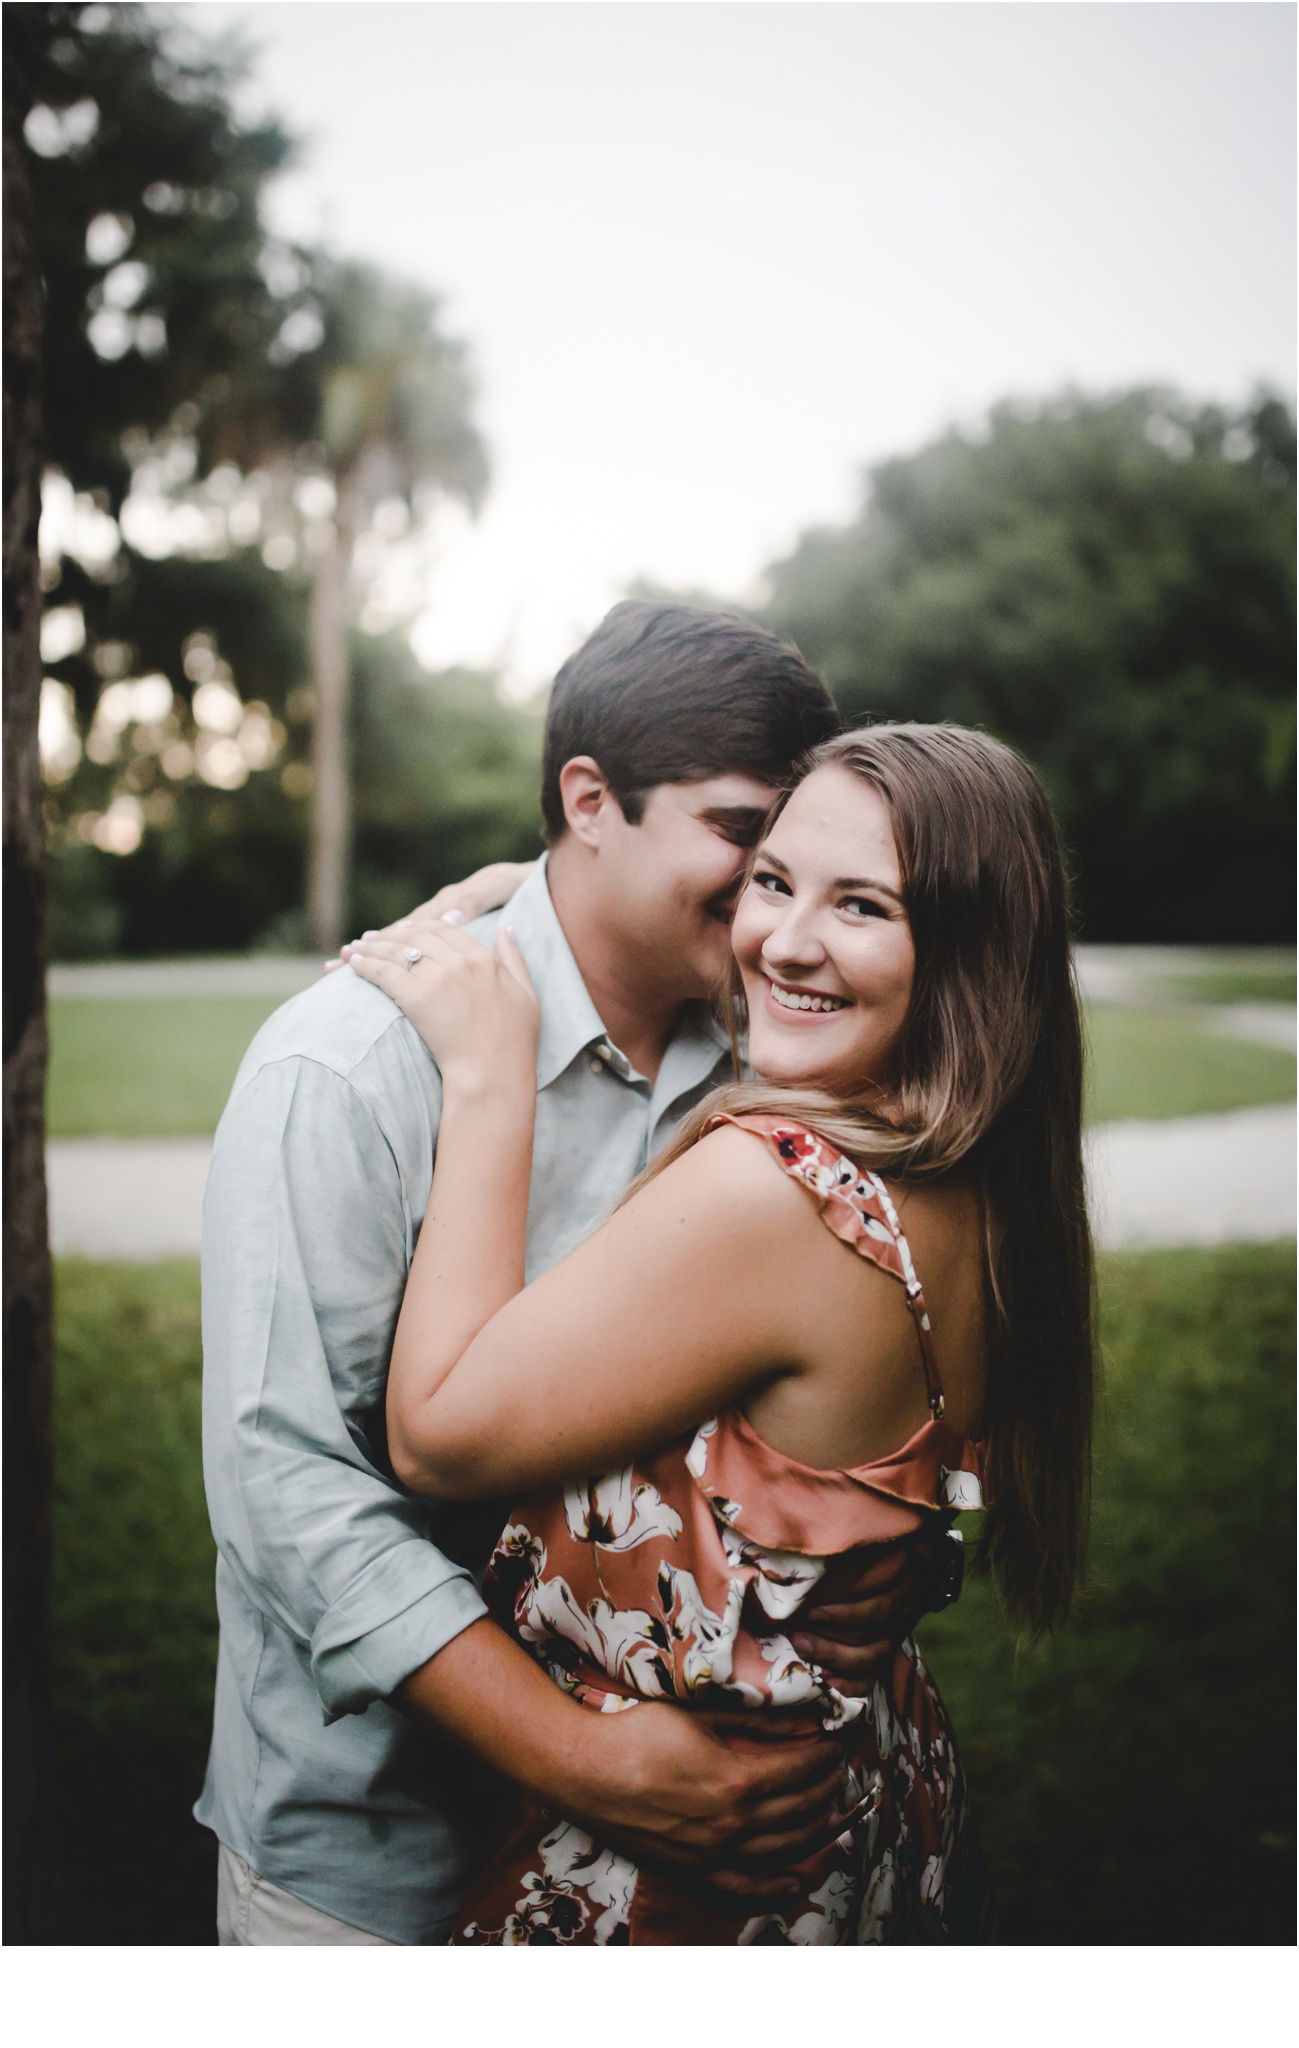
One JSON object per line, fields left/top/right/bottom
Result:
{"left": 590, "top": 1056, "right": 604, "bottom": 1074}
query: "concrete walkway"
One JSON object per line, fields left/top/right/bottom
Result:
{"left": 50, "top": 956, "right": 320, "bottom": 1001}
{"left": 47, "top": 1137, "right": 215, "bottom": 1259}
{"left": 1084, "top": 1102, "right": 1295, "bottom": 1250}
{"left": 48, "top": 1102, "right": 1296, "bottom": 1259}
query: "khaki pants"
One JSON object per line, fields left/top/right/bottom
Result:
{"left": 216, "top": 1843, "right": 396, "bottom": 1946}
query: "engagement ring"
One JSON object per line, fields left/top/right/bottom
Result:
{"left": 403, "top": 947, "right": 423, "bottom": 970}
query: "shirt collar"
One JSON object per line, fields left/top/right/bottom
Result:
{"left": 484, "top": 857, "right": 608, "bottom": 1090}
{"left": 482, "top": 857, "right": 732, "bottom": 1096}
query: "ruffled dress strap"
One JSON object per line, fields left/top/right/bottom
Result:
{"left": 703, "top": 1110, "right": 947, "bottom": 1420}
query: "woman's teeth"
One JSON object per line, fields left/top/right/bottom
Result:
{"left": 770, "top": 983, "right": 849, "bottom": 1013}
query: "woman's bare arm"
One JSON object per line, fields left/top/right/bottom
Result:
{"left": 387, "top": 1126, "right": 840, "bottom": 1499}
{"left": 346, "top": 928, "right": 824, "bottom": 1508}
{"left": 347, "top": 925, "right": 541, "bottom": 1457}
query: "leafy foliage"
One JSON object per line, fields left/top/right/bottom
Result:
{"left": 763, "top": 391, "right": 1296, "bottom": 940}
{"left": 24, "top": 2, "right": 291, "bottom": 508}
{"left": 28, "top": 4, "right": 532, "bottom": 958}
{"left": 46, "top": 600, "right": 542, "bottom": 956}
{"left": 211, "top": 249, "right": 489, "bottom": 512}
{"left": 350, "top": 634, "right": 542, "bottom": 933}
{"left": 44, "top": 549, "right": 311, "bottom": 955}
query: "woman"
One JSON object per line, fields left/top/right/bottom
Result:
{"left": 348, "top": 723, "right": 1094, "bottom": 1945}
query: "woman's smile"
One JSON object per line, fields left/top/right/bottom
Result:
{"left": 764, "top": 974, "right": 853, "bottom": 1017}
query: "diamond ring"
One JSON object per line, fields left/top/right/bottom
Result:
{"left": 403, "top": 947, "right": 423, "bottom": 970}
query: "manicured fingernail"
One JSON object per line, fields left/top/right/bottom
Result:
{"left": 441, "top": 909, "right": 465, "bottom": 925}
{"left": 362, "top": 929, "right": 377, "bottom": 938}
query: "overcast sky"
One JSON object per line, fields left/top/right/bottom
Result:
{"left": 187, "top": 1, "right": 1296, "bottom": 692}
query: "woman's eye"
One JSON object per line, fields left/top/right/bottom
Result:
{"left": 841, "top": 896, "right": 886, "bottom": 919}
{"left": 750, "top": 868, "right": 791, "bottom": 896}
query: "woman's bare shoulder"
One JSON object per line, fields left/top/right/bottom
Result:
{"left": 886, "top": 1170, "right": 984, "bottom": 1283}
{"left": 620, "top": 1122, "right": 825, "bottom": 1244}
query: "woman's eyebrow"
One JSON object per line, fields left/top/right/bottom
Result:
{"left": 757, "top": 847, "right": 904, "bottom": 904}
{"left": 834, "top": 876, "right": 905, "bottom": 903}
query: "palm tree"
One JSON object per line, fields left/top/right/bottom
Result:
{"left": 285, "top": 261, "right": 488, "bottom": 954}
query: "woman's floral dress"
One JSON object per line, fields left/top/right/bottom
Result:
{"left": 451, "top": 1115, "right": 988, "bottom": 1946}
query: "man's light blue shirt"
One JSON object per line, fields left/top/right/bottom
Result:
{"left": 195, "top": 861, "right": 733, "bottom": 1943}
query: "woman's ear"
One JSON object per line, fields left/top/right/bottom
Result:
{"left": 558, "top": 756, "right": 612, "bottom": 851}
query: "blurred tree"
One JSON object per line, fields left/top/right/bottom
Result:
{"left": 350, "top": 635, "right": 541, "bottom": 935}
{"left": 763, "top": 390, "right": 1296, "bottom": 940}
{"left": 43, "top": 548, "right": 312, "bottom": 957}
{"left": 24, "top": 0, "right": 291, "bottom": 503}
{"left": 29, "top": 4, "right": 507, "bottom": 960}
{"left": 44, "top": 590, "right": 543, "bottom": 959}
{"left": 26, "top": 0, "right": 310, "bottom": 954}
{"left": 3, "top": 0, "right": 63, "bottom": 1945}
{"left": 210, "top": 256, "right": 490, "bottom": 954}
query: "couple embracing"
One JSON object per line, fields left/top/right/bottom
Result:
{"left": 197, "top": 600, "right": 1093, "bottom": 1945}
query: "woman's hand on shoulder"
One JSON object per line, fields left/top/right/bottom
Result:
{"left": 323, "top": 862, "right": 538, "bottom": 973}
{"left": 347, "top": 923, "right": 539, "bottom": 1103}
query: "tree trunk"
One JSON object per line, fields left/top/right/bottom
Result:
{"left": 3, "top": 15, "right": 61, "bottom": 1942}
{"left": 306, "top": 495, "right": 355, "bottom": 957}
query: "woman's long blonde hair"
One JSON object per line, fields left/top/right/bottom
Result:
{"left": 638, "top": 723, "right": 1095, "bottom": 1634}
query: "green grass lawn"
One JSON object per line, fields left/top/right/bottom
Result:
{"left": 50, "top": 1258, "right": 216, "bottom": 1943}
{"left": 917, "top": 1239, "right": 1296, "bottom": 1943}
{"left": 1084, "top": 1005, "right": 1295, "bottom": 1123}
{"left": 1164, "top": 967, "right": 1297, "bottom": 1005}
{"left": 45, "top": 991, "right": 1299, "bottom": 1136}
{"left": 51, "top": 1240, "right": 1295, "bottom": 1944}
{"left": 52, "top": 1260, "right": 214, "bottom": 1755}
{"left": 47, "top": 996, "right": 283, "bottom": 1136}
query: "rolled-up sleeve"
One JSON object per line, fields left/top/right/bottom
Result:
{"left": 200, "top": 1052, "right": 487, "bottom": 1722}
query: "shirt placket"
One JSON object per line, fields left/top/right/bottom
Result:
{"left": 586, "top": 1037, "right": 656, "bottom": 1168}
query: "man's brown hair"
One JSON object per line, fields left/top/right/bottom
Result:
{"left": 540, "top": 600, "right": 841, "bottom": 842}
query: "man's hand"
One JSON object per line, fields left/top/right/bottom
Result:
{"left": 564, "top": 1704, "right": 848, "bottom": 1903}
{"left": 323, "top": 862, "right": 538, "bottom": 973}
{"left": 399, "top": 1618, "right": 845, "bottom": 1905}
{"left": 791, "top": 1532, "right": 946, "bottom": 1698}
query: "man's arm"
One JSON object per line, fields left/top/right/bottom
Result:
{"left": 201, "top": 1049, "right": 487, "bottom": 1720}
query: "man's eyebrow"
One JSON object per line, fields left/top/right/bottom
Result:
{"left": 755, "top": 846, "right": 905, "bottom": 903}
{"left": 697, "top": 804, "right": 772, "bottom": 835}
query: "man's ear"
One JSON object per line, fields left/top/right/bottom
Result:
{"left": 558, "top": 757, "right": 613, "bottom": 851}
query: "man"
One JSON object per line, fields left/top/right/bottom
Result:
{"left": 197, "top": 601, "right": 947, "bottom": 1945}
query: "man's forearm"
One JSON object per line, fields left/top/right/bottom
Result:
{"left": 396, "top": 1616, "right": 844, "bottom": 1890}
{"left": 396, "top": 1615, "right": 615, "bottom": 1812}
